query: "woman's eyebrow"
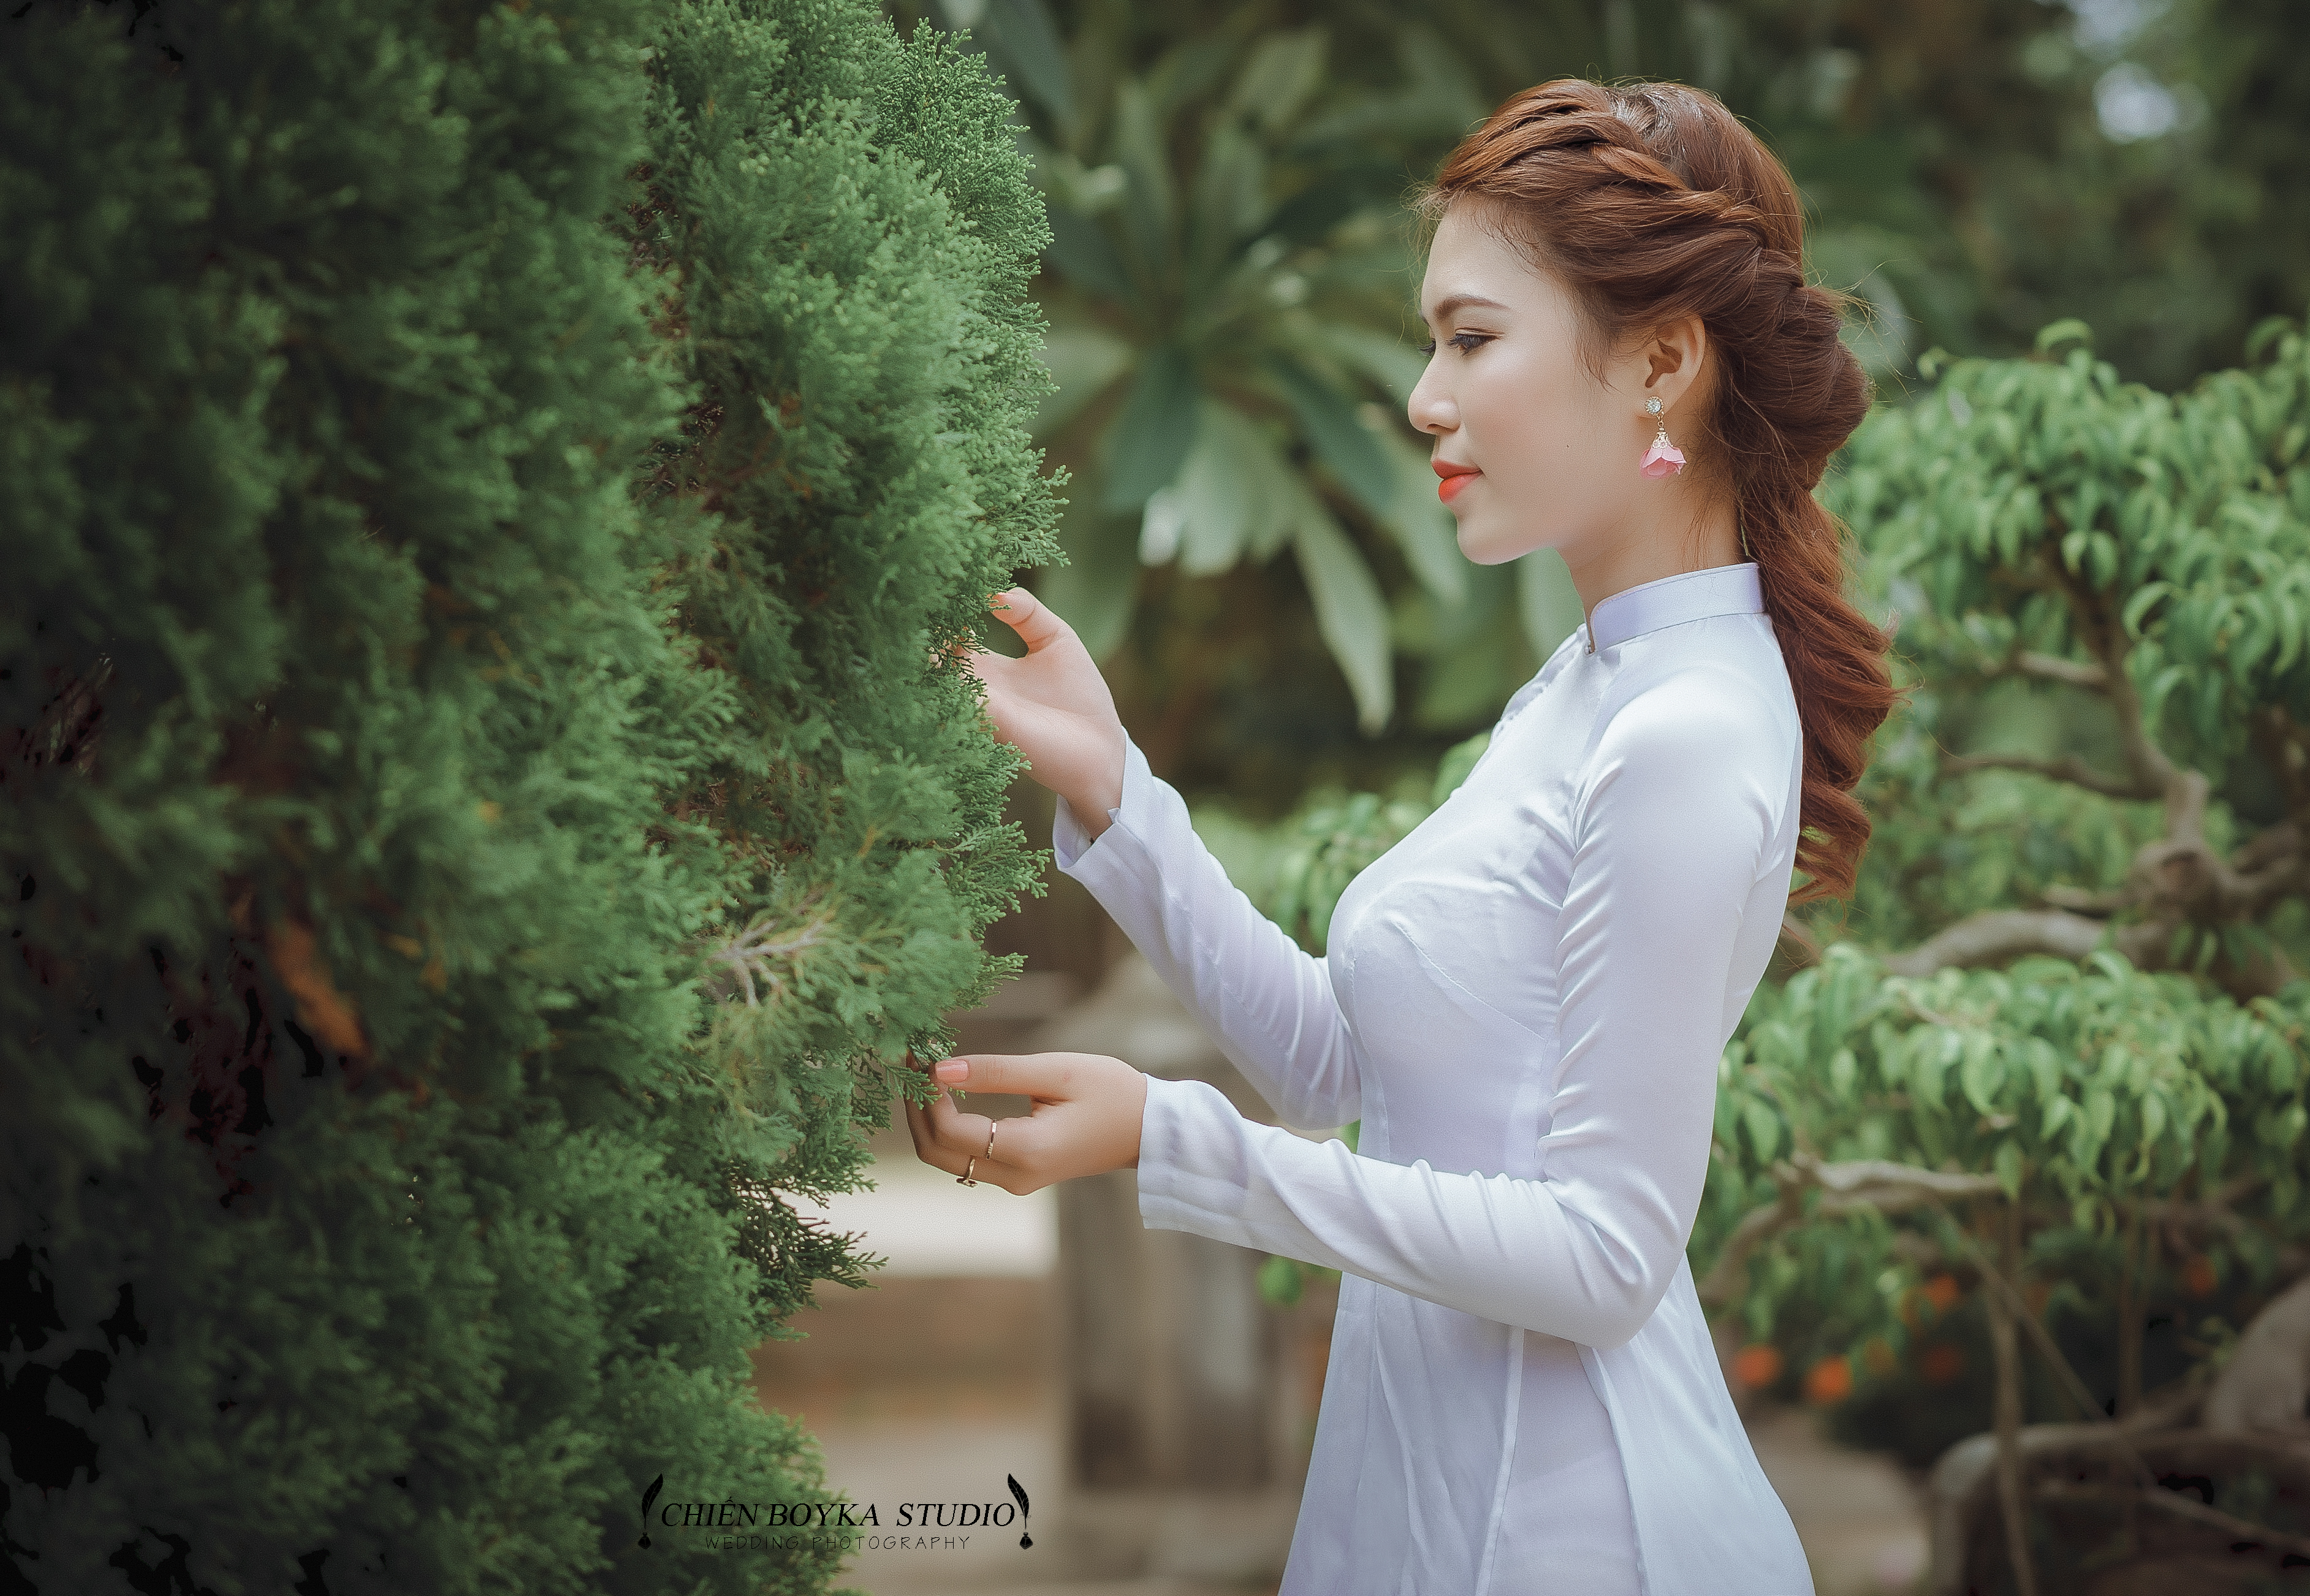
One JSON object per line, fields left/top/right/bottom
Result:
{"left": 1423, "top": 293, "right": 1510, "bottom": 326}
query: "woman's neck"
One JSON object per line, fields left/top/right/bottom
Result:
{"left": 1559, "top": 492, "right": 1744, "bottom": 625}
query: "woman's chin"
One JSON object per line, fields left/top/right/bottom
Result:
{"left": 1453, "top": 519, "right": 1535, "bottom": 567}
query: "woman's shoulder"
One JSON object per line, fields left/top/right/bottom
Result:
{"left": 1586, "top": 622, "right": 1801, "bottom": 782}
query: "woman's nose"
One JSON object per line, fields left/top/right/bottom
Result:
{"left": 1407, "top": 370, "right": 1456, "bottom": 436}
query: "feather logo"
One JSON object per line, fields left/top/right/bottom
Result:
{"left": 637, "top": 1472, "right": 664, "bottom": 1548}
{"left": 1006, "top": 1472, "right": 1033, "bottom": 1549}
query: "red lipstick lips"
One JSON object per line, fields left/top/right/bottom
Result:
{"left": 1433, "top": 458, "right": 1480, "bottom": 505}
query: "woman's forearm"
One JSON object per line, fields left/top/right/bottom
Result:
{"left": 1136, "top": 1073, "right": 1703, "bottom": 1349}
{"left": 1058, "top": 737, "right": 1363, "bottom": 1131}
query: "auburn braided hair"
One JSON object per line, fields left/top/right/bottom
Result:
{"left": 1416, "top": 79, "right": 1894, "bottom": 903}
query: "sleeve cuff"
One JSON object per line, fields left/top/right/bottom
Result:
{"left": 1053, "top": 734, "right": 1157, "bottom": 875}
{"left": 1134, "top": 1071, "right": 1251, "bottom": 1235}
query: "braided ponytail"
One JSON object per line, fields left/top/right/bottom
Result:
{"left": 1416, "top": 80, "right": 1893, "bottom": 902}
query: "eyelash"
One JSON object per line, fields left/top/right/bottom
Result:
{"left": 1419, "top": 332, "right": 1493, "bottom": 357}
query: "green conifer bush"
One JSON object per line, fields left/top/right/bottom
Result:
{"left": 2, "top": 0, "right": 1054, "bottom": 1589}
{"left": 633, "top": 1, "right": 1058, "bottom": 1323}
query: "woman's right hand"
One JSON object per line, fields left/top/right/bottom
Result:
{"left": 967, "top": 587, "right": 1127, "bottom": 837}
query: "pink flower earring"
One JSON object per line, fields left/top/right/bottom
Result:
{"left": 1640, "top": 397, "right": 1685, "bottom": 478}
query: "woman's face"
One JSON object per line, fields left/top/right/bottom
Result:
{"left": 1408, "top": 203, "right": 1670, "bottom": 568}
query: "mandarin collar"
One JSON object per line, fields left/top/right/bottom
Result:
{"left": 1584, "top": 561, "right": 1764, "bottom": 653}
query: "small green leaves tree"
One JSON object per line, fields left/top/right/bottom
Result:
{"left": 1698, "top": 324, "right": 2310, "bottom": 1592}
{"left": 1829, "top": 321, "right": 2310, "bottom": 997}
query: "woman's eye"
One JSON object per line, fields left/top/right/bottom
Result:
{"left": 1419, "top": 333, "right": 1492, "bottom": 357}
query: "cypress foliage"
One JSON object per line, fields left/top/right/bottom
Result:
{"left": 636, "top": 0, "right": 1059, "bottom": 1323}
{"left": 2, "top": 0, "right": 1054, "bottom": 1591}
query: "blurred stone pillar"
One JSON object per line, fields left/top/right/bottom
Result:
{"left": 1035, "top": 952, "right": 1332, "bottom": 1581}
{"left": 1062, "top": 1172, "right": 1274, "bottom": 1489}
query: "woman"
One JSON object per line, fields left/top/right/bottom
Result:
{"left": 904, "top": 78, "right": 1893, "bottom": 1595}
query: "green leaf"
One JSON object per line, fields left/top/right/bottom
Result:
{"left": 1413, "top": 601, "right": 1524, "bottom": 728}
{"left": 1370, "top": 424, "right": 1465, "bottom": 606}
{"left": 1291, "top": 506, "right": 1394, "bottom": 731}
{"left": 1185, "top": 118, "right": 1264, "bottom": 290}
{"left": 1960, "top": 1031, "right": 2004, "bottom": 1116}
{"left": 1912, "top": 1028, "right": 1951, "bottom": 1110}
{"left": 1516, "top": 551, "right": 1584, "bottom": 662}
{"left": 1430, "top": 730, "right": 1491, "bottom": 804}
{"left": 1155, "top": 400, "right": 1292, "bottom": 574}
{"left": 1744, "top": 1098, "right": 1782, "bottom": 1161}
{"left": 2088, "top": 951, "right": 2132, "bottom": 982}
{"left": 1257, "top": 1253, "right": 1306, "bottom": 1308}
{"left": 1291, "top": 21, "right": 1483, "bottom": 146}
{"left": 982, "top": 0, "right": 1074, "bottom": 130}
{"left": 1112, "top": 77, "right": 1176, "bottom": 273}
{"left": 2034, "top": 318, "right": 2094, "bottom": 354}
{"left": 1269, "top": 354, "right": 1396, "bottom": 520}
{"left": 1046, "top": 208, "right": 1136, "bottom": 303}
{"left": 2246, "top": 314, "right": 2295, "bottom": 362}
{"left": 1829, "top": 1047, "right": 1858, "bottom": 1101}
{"left": 2027, "top": 1039, "right": 2062, "bottom": 1103}
{"left": 1993, "top": 1140, "right": 2024, "bottom": 1199}
{"left": 1101, "top": 345, "right": 1198, "bottom": 512}
{"left": 1040, "top": 492, "right": 1139, "bottom": 658}
{"left": 1321, "top": 325, "right": 1430, "bottom": 407}
{"left": 1032, "top": 324, "right": 1134, "bottom": 441}
{"left": 1225, "top": 26, "right": 1328, "bottom": 137}
{"left": 1257, "top": 167, "right": 1381, "bottom": 247}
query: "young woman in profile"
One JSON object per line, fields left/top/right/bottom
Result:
{"left": 904, "top": 78, "right": 1894, "bottom": 1596}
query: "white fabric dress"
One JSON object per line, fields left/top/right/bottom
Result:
{"left": 1052, "top": 561, "right": 1817, "bottom": 1596}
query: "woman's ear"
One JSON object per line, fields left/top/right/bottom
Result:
{"left": 1639, "top": 314, "right": 1709, "bottom": 411}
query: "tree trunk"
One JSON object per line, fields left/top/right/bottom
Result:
{"left": 1985, "top": 1201, "right": 2041, "bottom": 1596}
{"left": 2117, "top": 1203, "right": 2145, "bottom": 1421}
{"left": 1039, "top": 953, "right": 1320, "bottom": 1580}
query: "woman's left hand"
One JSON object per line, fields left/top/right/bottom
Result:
{"left": 903, "top": 1052, "right": 1149, "bottom": 1195}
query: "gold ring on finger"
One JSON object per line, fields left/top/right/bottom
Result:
{"left": 984, "top": 1120, "right": 998, "bottom": 1160}
{"left": 957, "top": 1156, "right": 978, "bottom": 1188}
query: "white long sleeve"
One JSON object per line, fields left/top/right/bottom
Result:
{"left": 1052, "top": 562, "right": 1815, "bottom": 1596}
{"left": 1055, "top": 742, "right": 1361, "bottom": 1130}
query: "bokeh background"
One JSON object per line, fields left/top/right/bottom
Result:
{"left": 752, "top": 3, "right": 2310, "bottom": 1595}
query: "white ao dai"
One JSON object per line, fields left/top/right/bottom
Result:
{"left": 1055, "top": 561, "right": 1815, "bottom": 1595}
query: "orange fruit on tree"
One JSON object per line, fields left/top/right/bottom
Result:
{"left": 1804, "top": 1354, "right": 1853, "bottom": 1405}
{"left": 2183, "top": 1255, "right": 2218, "bottom": 1299}
{"left": 1731, "top": 1343, "right": 1784, "bottom": 1389}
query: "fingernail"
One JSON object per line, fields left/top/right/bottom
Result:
{"left": 933, "top": 1059, "right": 968, "bottom": 1084}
